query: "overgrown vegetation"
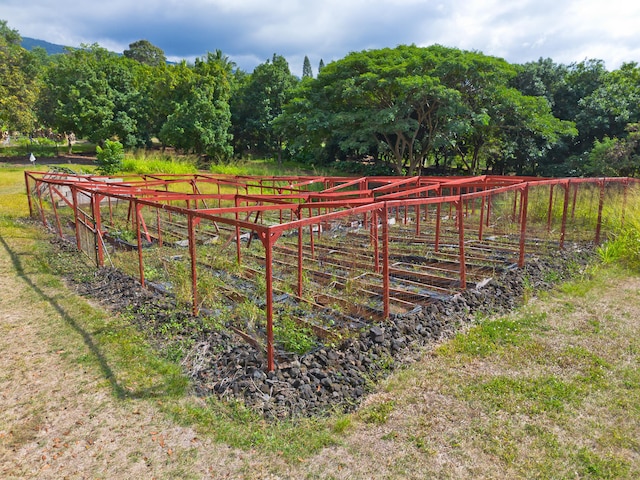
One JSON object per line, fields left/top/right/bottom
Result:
{"left": 597, "top": 190, "right": 640, "bottom": 270}
{"left": 120, "top": 151, "right": 198, "bottom": 175}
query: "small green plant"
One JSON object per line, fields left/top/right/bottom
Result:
{"left": 359, "top": 400, "right": 395, "bottom": 425}
{"left": 96, "top": 139, "right": 125, "bottom": 175}
{"left": 332, "top": 415, "right": 352, "bottom": 434}
{"left": 436, "top": 311, "right": 547, "bottom": 358}
{"left": 274, "top": 313, "right": 316, "bottom": 355}
{"left": 110, "top": 227, "right": 136, "bottom": 243}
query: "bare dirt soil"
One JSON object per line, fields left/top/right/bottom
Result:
{"left": 0, "top": 155, "right": 96, "bottom": 167}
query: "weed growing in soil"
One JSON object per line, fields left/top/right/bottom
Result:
{"left": 359, "top": 400, "right": 395, "bottom": 425}
{"left": 273, "top": 314, "right": 316, "bottom": 354}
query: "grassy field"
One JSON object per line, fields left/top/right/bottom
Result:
{"left": 1, "top": 164, "right": 638, "bottom": 478}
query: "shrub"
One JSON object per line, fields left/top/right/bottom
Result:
{"left": 96, "top": 140, "right": 124, "bottom": 175}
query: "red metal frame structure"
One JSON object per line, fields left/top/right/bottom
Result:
{"left": 25, "top": 172, "right": 638, "bottom": 371}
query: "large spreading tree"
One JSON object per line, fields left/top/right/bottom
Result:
{"left": 281, "top": 45, "right": 574, "bottom": 175}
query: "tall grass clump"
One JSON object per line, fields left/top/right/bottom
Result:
{"left": 209, "top": 158, "right": 314, "bottom": 177}
{"left": 120, "top": 150, "right": 198, "bottom": 174}
{"left": 597, "top": 188, "right": 640, "bottom": 270}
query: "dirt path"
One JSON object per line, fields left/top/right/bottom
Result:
{"left": 0, "top": 231, "right": 275, "bottom": 479}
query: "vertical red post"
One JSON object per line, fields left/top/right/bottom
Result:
{"left": 188, "top": 213, "right": 198, "bottom": 316}
{"left": 234, "top": 197, "right": 241, "bottom": 264}
{"left": 595, "top": 179, "right": 605, "bottom": 245}
{"left": 457, "top": 200, "right": 466, "bottom": 289}
{"left": 92, "top": 193, "right": 104, "bottom": 267}
{"left": 415, "top": 203, "right": 421, "bottom": 236}
{"left": 560, "top": 181, "right": 570, "bottom": 249}
{"left": 373, "top": 210, "right": 379, "bottom": 273}
{"left": 24, "top": 173, "right": 34, "bottom": 217}
{"left": 135, "top": 203, "right": 145, "bottom": 287}
{"left": 72, "top": 186, "right": 81, "bottom": 250}
{"left": 479, "top": 193, "right": 486, "bottom": 241}
{"left": 546, "top": 184, "right": 554, "bottom": 232}
{"left": 297, "top": 226, "right": 303, "bottom": 298}
{"left": 381, "top": 205, "right": 390, "bottom": 319}
{"left": 518, "top": 185, "right": 529, "bottom": 268}
{"left": 265, "top": 235, "right": 275, "bottom": 372}
{"left": 435, "top": 202, "right": 441, "bottom": 252}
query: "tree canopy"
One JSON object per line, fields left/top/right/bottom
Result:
{"left": 0, "top": 20, "right": 40, "bottom": 131}
{"left": 2, "top": 17, "right": 639, "bottom": 177}
{"left": 123, "top": 39, "right": 166, "bottom": 67}
{"left": 280, "top": 45, "right": 576, "bottom": 175}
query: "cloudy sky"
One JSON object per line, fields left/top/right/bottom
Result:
{"left": 3, "top": 0, "right": 640, "bottom": 76}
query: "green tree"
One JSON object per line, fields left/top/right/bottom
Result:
{"left": 38, "top": 44, "right": 159, "bottom": 149}
{"left": 231, "top": 54, "right": 298, "bottom": 162}
{"left": 0, "top": 20, "right": 41, "bottom": 132}
{"left": 123, "top": 39, "right": 166, "bottom": 67}
{"left": 158, "top": 52, "right": 234, "bottom": 161}
{"left": 439, "top": 52, "right": 575, "bottom": 175}
{"left": 318, "top": 58, "right": 325, "bottom": 73}
{"left": 587, "top": 123, "right": 640, "bottom": 177}
{"left": 302, "top": 55, "right": 312, "bottom": 78}
{"left": 282, "top": 45, "right": 573, "bottom": 175}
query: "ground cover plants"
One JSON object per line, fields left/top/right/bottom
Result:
{"left": 1, "top": 162, "right": 639, "bottom": 478}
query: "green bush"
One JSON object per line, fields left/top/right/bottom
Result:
{"left": 96, "top": 140, "right": 124, "bottom": 175}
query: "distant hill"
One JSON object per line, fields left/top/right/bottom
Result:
{"left": 22, "top": 37, "right": 68, "bottom": 55}
{"left": 20, "top": 37, "right": 176, "bottom": 64}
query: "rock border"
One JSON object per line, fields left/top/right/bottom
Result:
{"left": 59, "top": 235, "right": 593, "bottom": 420}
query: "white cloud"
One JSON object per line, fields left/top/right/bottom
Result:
{"left": 2, "top": 0, "right": 639, "bottom": 75}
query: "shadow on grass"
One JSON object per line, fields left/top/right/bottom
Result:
{"left": 0, "top": 232, "right": 181, "bottom": 401}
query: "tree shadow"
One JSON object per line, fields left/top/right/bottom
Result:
{"left": 0, "top": 232, "right": 180, "bottom": 401}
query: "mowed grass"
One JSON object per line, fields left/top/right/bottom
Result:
{"left": 338, "top": 266, "right": 639, "bottom": 479}
{"left": 1, "top": 163, "right": 639, "bottom": 478}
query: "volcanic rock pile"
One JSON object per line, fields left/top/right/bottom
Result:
{"left": 69, "top": 242, "right": 591, "bottom": 419}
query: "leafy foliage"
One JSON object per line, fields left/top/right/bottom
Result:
{"left": 96, "top": 139, "right": 124, "bottom": 174}
{"left": 279, "top": 46, "right": 575, "bottom": 175}
{"left": 2, "top": 18, "right": 640, "bottom": 178}
{"left": 302, "top": 55, "right": 313, "bottom": 78}
{"left": 123, "top": 39, "right": 166, "bottom": 67}
{"left": 231, "top": 54, "right": 298, "bottom": 162}
{"left": 0, "top": 20, "right": 40, "bottom": 131}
